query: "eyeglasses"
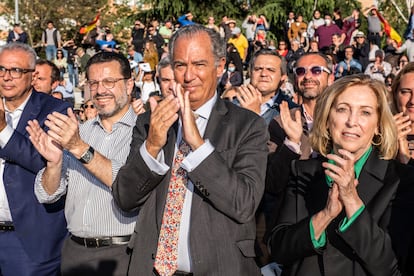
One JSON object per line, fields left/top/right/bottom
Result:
{"left": 84, "top": 104, "right": 95, "bottom": 109}
{"left": 400, "top": 60, "right": 408, "bottom": 63}
{"left": 0, "top": 66, "right": 35, "bottom": 79}
{"left": 86, "top": 77, "right": 128, "bottom": 91}
{"left": 293, "top": 66, "right": 331, "bottom": 76}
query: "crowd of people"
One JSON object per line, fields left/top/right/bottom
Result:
{"left": 0, "top": 5, "right": 414, "bottom": 276}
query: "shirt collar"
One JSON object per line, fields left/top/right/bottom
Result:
{"left": 93, "top": 105, "right": 137, "bottom": 129}
{"left": 4, "top": 91, "right": 31, "bottom": 113}
{"left": 193, "top": 92, "right": 217, "bottom": 121}
{"left": 260, "top": 93, "right": 278, "bottom": 115}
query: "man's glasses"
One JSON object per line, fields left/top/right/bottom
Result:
{"left": 293, "top": 66, "right": 331, "bottom": 77}
{"left": 86, "top": 77, "right": 128, "bottom": 91}
{"left": 0, "top": 66, "right": 35, "bottom": 79}
{"left": 84, "top": 104, "right": 95, "bottom": 109}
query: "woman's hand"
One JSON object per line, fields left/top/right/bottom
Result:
{"left": 323, "top": 149, "right": 363, "bottom": 218}
{"left": 312, "top": 184, "right": 342, "bottom": 239}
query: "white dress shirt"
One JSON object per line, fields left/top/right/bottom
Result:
{"left": 0, "top": 94, "right": 31, "bottom": 221}
{"left": 140, "top": 94, "right": 217, "bottom": 272}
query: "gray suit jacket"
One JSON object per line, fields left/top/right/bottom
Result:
{"left": 113, "top": 98, "right": 268, "bottom": 275}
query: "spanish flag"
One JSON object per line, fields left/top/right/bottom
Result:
{"left": 375, "top": 8, "right": 402, "bottom": 46}
{"left": 80, "top": 13, "right": 100, "bottom": 34}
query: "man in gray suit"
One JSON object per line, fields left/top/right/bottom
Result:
{"left": 113, "top": 24, "right": 268, "bottom": 275}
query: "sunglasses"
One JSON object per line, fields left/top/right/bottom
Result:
{"left": 293, "top": 66, "right": 331, "bottom": 77}
{"left": 84, "top": 104, "right": 95, "bottom": 109}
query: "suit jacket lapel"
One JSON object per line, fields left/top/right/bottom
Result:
{"left": 15, "top": 92, "right": 39, "bottom": 137}
{"left": 357, "top": 149, "right": 388, "bottom": 204}
{"left": 203, "top": 98, "right": 228, "bottom": 146}
{"left": 358, "top": 149, "right": 399, "bottom": 221}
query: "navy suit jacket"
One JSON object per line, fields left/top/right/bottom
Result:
{"left": 7, "top": 31, "right": 28, "bottom": 44}
{"left": 1, "top": 91, "right": 70, "bottom": 262}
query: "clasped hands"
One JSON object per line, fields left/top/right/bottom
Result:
{"left": 145, "top": 83, "right": 204, "bottom": 158}
{"left": 322, "top": 149, "right": 363, "bottom": 220}
{"left": 26, "top": 108, "right": 87, "bottom": 164}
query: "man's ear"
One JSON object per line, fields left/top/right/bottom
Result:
{"left": 51, "top": 81, "right": 59, "bottom": 90}
{"left": 126, "top": 78, "right": 134, "bottom": 96}
{"left": 216, "top": 57, "right": 226, "bottom": 78}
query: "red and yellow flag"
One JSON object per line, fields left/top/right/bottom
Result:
{"left": 80, "top": 13, "right": 100, "bottom": 34}
{"left": 375, "top": 8, "right": 402, "bottom": 46}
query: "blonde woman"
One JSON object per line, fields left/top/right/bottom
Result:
{"left": 269, "top": 74, "right": 409, "bottom": 276}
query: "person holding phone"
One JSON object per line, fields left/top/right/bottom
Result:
{"left": 268, "top": 74, "right": 411, "bottom": 275}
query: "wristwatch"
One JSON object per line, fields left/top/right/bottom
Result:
{"left": 78, "top": 146, "right": 95, "bottom": 164}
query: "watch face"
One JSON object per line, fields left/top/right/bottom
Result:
{"left": 80, "top": 147, "right": 94, "bottom": 164}
{"left": 83, "top": 151, "right": 93, "bottom": 163}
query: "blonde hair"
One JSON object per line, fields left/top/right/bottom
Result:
{"left": 310, "top": 74, "right": 398, "bottom": 159}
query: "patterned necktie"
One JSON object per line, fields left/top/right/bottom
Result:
{"left": 154, "top": 140, "right": 191, "bottom": 276}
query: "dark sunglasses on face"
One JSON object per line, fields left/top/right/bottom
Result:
{"left": 84, "top": 104, "right": 95, "bottom": 109}
{"left": 293, "top": 66, "right": 331, "bottom": 77}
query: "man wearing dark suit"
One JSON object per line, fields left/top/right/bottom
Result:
{"left": 0, "top": 43, "right": 69, "bottom": 274}
{"left": 113, "top": 25, "right": 268, "bottom": 275}
{"left": 266, "top": 52, "right": 334, "bottom": 224}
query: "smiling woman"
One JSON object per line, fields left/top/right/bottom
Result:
{"left": 268, "top": 74, "right": 413, "bottom": 276}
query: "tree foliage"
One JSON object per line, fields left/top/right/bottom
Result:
{"left": 2, "top": 0, "right": 106, "bottom": 45}
{"left": 1, "top": 0, "right": 412, "bottom": 50}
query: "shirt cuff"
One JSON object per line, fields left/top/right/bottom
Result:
{"left": 34, "top": 155, "right": 69, "bottom": 203}
{"left": 339, "top": 205, "right": 365, "bottom": 232}
{"left": 181, "top": 139, "right": 214, "bottom": 172}
{"left": 140, "top": 141, "right": 169, "bottom": 175}
{"left": 310, "top": 217, "right": 327, "bottom": 248}
{"left": 0, "top": 125, "right": 14, "bottom": 148}
{"left": 283, "top": 137, "right": 302, "bottom": 155}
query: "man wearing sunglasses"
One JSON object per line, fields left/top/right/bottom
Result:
{"left": 27, "top": 52, "right": 138, "bottom": 275}
{"left": 266, "top": 52, "right": 334, "bottom": 232}
{"left": 0, "top": 43, "right": 71, "bottom": 275}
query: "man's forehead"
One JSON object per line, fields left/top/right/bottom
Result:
{"left": 254, "top": 55, "right": 281, "bottom": 66}
{"left": 0, "top": 50, "right": 30, "bottom": 67}
{"left": 297, "top": 56, "right": 326, "bottom": 67}
{"left": 36, "top": 64, "right": 52, "bottom": 74}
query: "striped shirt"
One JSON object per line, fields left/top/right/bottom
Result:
{"left": 34, "top": 106, "right": 138, "bottom": 237}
